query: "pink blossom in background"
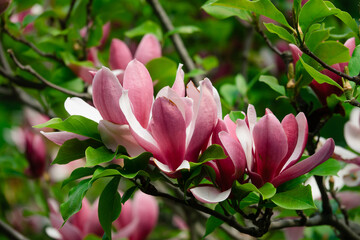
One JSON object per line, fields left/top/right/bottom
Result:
{"left": 114, "top": 191, "right": 158, "bottom": 240}
{"left": 344, "top": 107, "right": 360, "bottom": 153}
{"left": 10, "top": 4, "right": 43, "bottom": 32}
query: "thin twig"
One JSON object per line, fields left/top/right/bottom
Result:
{"left": 62, "top": 0, "right": 77, "bottom": 29}
{"left": 81, "top": 0, "right": 93, "bottom": 60}
{"left": 146, "top": 0, "right": 201, "bottom": 87}
{"left": 0, "top": 219, "right": 30, "bottom": 240}
{"left": 7, "top": 50, "right": 92, "bottom": 100}
{"left": 3, "top": 28, "right": 64, "bottom": 65}
{"left": 0, "top": 67, "right": 45, "bottom": 89}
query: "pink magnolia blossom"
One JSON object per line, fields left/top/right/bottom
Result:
{"left": 224, "top": 104, "right": 334, "bottom": 188}
{"left": 23, "top": 129, "right": 47, "bottom": 178}
{"left": 289, "top": 38, "right": 356, "bottom": 107}
{"left": 48, "top": 198, "right": 103, "bottom": 240}
{"left": 10, "top": 4, "right": 43, "bottom": 33}
{"left": 119, "top": 66, "right": 219, "bottom": 174}
{"left": 113, "top": 191, "right": 158, "bottom": 240}
{"left": 109, "top": 34, "right": 161, "bottom": 84}
{"left": 190, "top": 115, "right": 246, "bottom": 203}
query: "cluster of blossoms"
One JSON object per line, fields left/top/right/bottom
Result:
{"left": 44, "top": 55, "right": 335, "bottom": 203}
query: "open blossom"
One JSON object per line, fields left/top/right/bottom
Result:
{"left": 114, "top": 191, "right": 158, "bottom": 240}
{"left": 223, "top": 105, "right": 334, "bottom": 188}
{"left": 344, "top": 107, "right": 360, "bottom": 153}
{"left": 48, "top": 198, "right": 103, "bottom": 240}
{"left": 119, "top": 67, "right": 219, "bottom": 174}
{"left": 289, "top": 38, "right": 355, "bottom": 107}
{"left": 190, "top": 115, "right": 246, "bottom": 203}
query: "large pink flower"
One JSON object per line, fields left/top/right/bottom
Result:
{"left": 226, "top": 105, "right": 334, "bottom": 188}
{"left": 120, "top": 70, "right": 219, "bottom": 174}
{"left": 113, "top": 191, "right": 158, "bottom": 240}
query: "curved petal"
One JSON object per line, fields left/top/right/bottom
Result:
{"left": 41, "top": 131, "right": 88, "bottom": 145}
{"left": 190, "top": 186, "right": 231, "bottom": 203}
{"left": 92, "top": 67, "right": 127, "bottom": 124}
{"left": 236, "top": 119, "right": 253, "bottom": 170}
{"left": 272, "top": 138, "right": 335, "bottom": 187}
{"left": 171, "top": 64, "right": 185, "bottom": 97}
{"left": 349, "top": 107, "right": 360, "bottom": 127}
{"left": 344, "top": 122, "right": 360, "bottom": 153}
{"left": 134, "top": 34, "right": 162, "bottom": 65}
{"left": 289, "top": 44, "right": 302, "bottom": 65}
{"left": 119, "top": 90, "right": 162, "bottom": 157}
{"left": 123, "top": 59, "right": 154, "bottom": 128}
{"left": 149, "top": 97, "right": 186, "bottom": 171}
{"left": 224, "top": 114, "right": 237, "bottom": 139}
{"left": 68, "top": 64, "right": 96, "bottom": 84}
{"left": 98, "top": 120, "right": 144, "bottom": 156}
{"left": 185, "top": 79, "right": 218, "bottom": 162}
{"left": 153, "top": 159, "right": 190, "bottom": 173}
{"left": 64, "top": 97, "right": 102, "bottom": 123}
{"left": 345, "top": 37, "right": 356, "bottom": 57}
{"left": 109, "top": 39, "right": 133, "bottom": 71}
{"left": 252, "top": 114, "right": 288, "bottom": 183}
{"left": 246, "top": 104, "right": 257, "bottom": 134}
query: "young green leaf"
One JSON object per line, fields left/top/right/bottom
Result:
{"left": 235, "top": 74, "right": 247, "bottom": 96}
{"left": 121, "top": 186, "right": 138, "bottom": 204}
{"left": 125, "top": 20, "right": 163, "bottom": 40}
{"left": 98, "top": 176, "right": 121, "bottom": 240}
{"left": 198, "top": 144, "right": 227, "bottom": 164}
{"left": 85, "top": 146, "right": 117, "bottom": 167}
{"left": 349, "top": 45, "right": 360, "bottom": 77}
{"left": 202, "top": 0, "right": 251, "bottom": 20}
{"left": 259, "top": 75, "right": 286, "bottom": 96}
{"left": 165, "top": 26, "right": 201, "bottom": 38}
{"left": 325, "top": 1, "right": 359, "bottom": 36}
{"left": 117, "top": 152, "right": 152, "bottom": 178}
{"left": 271, "top": 185, "right": 316, "bottom": 210}
{"left": 214, "top": 0, "right": 292, "bottom": 29}
{"left": 313, "top": 41, "right": 350, "bottom": 66}
{"left": 308, "top": 158, "right": 342, "bottom": 177}
{"left": 60, "top": 178, "right": 92, "bottom": 222}
{"left": 264, "top": 23, "right": 296, "bottom": 44}
{"left": 204, "top": 204, "right": 225, "bottom": 237}
{"left": 146, "top": 57, "right": 178, "bottom": 94}
{"left": 62, "top": 167, "right": 99, "bottom": 187}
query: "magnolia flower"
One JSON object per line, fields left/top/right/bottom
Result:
{"left": 119, "top": 70, "right": 219, "bottom": 174}
{"left": 48, "top": 198, "right": 103, "bottom": 240}
{"left": 109, "top": 34, "right": 161, "bottom": 84}
{"left": 113, "top": 191, "right": 158, "bottom": 240}
{"left": 23, "top": 129, "right": 47, "bottom": 178}
{"left": 289, "top": 38, "right": 355, "bottom": 106}
{"left": 43, "top": 60, "right": 153, "bottom": 157}
{"left": 224, "top": 105, "right": 334, "bottom": 188}
{"left": 344, "top": 107, "right": 360, "bottom": 153}
{"left": 10, "top": 4, "right": 43, "bottom": 32}
{"left": 190, "top": 115, "right": 246, "bottom": 203}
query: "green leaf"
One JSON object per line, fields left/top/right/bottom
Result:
{"left": 271, "top": 185, "right": 316, "bottom": 210}
{"left": 325, "top": 1, "right": 358, "bottom": 36}
{"left": 264, "top": 23, "right": 296, "bottom": 44}
{"left": 34, "top": 115, "right": 101, "bottom": 141}
{"left": 214, "top": 0, "right": 292, "bottom": 29}
{"left": 121, "top": 186, "right": 138, "bottom": 204}
{"left": 165, "top": 26, "right": 201, "bottom": 38}
{"left": 235, "top": 74, "right": 247, "bottom": 96}
{"left": 91, "top": 169, "right": 121, "bottom": 182}
{"left": 299, "top": 0, "right": 340, "bottom": 34}
{"left": 197, "top": 144, "right": 227, "bottom": 164}
{"left": 259, "top": 75, "right": 285, "bottom": 95}
{"left": 236, "top": 182, "right": 276, "bottom": 200}
{"left": 146, "top": 57, "right": 178, "bottom": 93}
{"left": 308, "top": 158, "right": 342, "bottom": 177}
{"left": 185, "top": 68, "right": 206, "bottom": 78}
{"left": 293, "top": 0, "right": 302, "bottom": 21}
{"left": 62, "top": 167, "right": 98, "bottom": 187}
{"left": 229, "top": 111, "right": 245, "bottom": 122}
{"left": 53, "top": 139, "right": 101, "bottom": 165}
{"left": 202, "top": 0, "right": 251, "bottom": 20}
{"left": 125, "top": 20, "right": 163, "bottom": 41}
{"left": 202, "top": 56, "right": 219, "bottom": 71}
{"left": 98, "top": 177, "right": 121, "bottom": 240}
{"left": 298, "top": 56, "right": 343, "bottom": 90}
{"left": 239, "top": 192, "right": 260, "bottom": 209}
{"left": 204, "top": 204, "right": 225, "bottom": 237}
{"left": 87, "top": 17, "right": 104, "bottom": 47}
{"left": 220, "top": 84, "right": 239, "bottom": 106}
{"left": 313, "top": 41, "right": 350, "bottom": 66}
{"left": 305, "top": 27, "right": 330, "bottom": 50}
{"left": 60, "top": 178, "right": 92, "bottom": 222}
{"left": 85, "top": 146, "right": 116, "bottom": 167}
{"left": 117, "top": 152, "right": 152, "bottom": 178}
{"left": 349, "top": 45, "right": 360, "bottom": 77}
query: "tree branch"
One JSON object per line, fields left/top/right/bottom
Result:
{"left": 61, "top": 0, "right": 77, "bottom": 29}
{"left": 7, "top": 49, "right": 92, "bottom": 100}
{"left": 146, "top": 0, "right": 201, "bottom": 87}
{"left": 0, "top": 219, "right": 30, "bottom": 240}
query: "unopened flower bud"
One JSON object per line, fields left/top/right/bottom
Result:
{"left": 343, "top": 80, "right": 353, "bottom": 100}
{"left": 286, "top": 63, "right": 295, "bottom": 89}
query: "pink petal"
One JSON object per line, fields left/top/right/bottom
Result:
{"left": 246, "top": 104, "right": 257, "bottom": 134}
{"left": 283, "top": 226, "right": 305, "bottom": 240}
{"left": 68, "top": 64, "right": 96, "bottom": 84}
{"left": 92, "top": 67, "right": 127, "bottom": 124}
{"left": 130, "top": 191, "right": 158, "bottom": 240}
{"left": 289, "top": 44, "right": 303, "bottom": 65}
{"left": 345, "top": 37, "right": 356, "bottom": 57}
{"left": 109, "top": 39, "right": 133, "bottom": 71}
{"left": 87, "top": 47, "right": 100, "bottom": 67}
{"left": 224, "top": 114, "right": 237, "bottom": 139}
{"left": 149, "top": 97, "right": 186, "bottom": 171}
{"left": 336, "top": 192, "right": 360, "bottom": 209}
{"left": 153, "top": 159, "right": 190, "bottom": 173}
{"left": 134, "top": 34, "right": 162, "bottom": 65}
{"left": 272, "top": 138, "right": 335, "bottom": 187}
{"left": 123, "top": 59, "right": 154, "bottom": 128}
{"left": 252, "top": 114, "right": 288, "bottom": 183}
{"left": 99, "top": 22, "right": 111, "bottom": 49}
{"left": 119, "top": 90, "right": 162, "bottom": 158}
{"left": 41, "top": 131, "right": 89, "bottom": 145}
{"left": 98, "top": 120, "right": 144, "bottom": 156}
{"left": 186, "top": 81, "right": 200, "bottom": 102}
{"left": 64, "top": 97, "right": 103, "bottom": 123}
{"left": 236, "top": 119, "right": 253, "bottom": 170}
{"left": 185, "top": 79, "right": 218, "bottom": 162}
{"left": 171, "top": 64, "right": 185, "bottom": 97}
{"left": 190, "top": 186, "right": 231, "bottom": 203}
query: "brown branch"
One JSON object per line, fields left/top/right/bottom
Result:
{"left": 3, "top": 28, "right": 65, "bottom": 65}
{"left": 146, "top": 0, "right": 201, "bottom": 87}
{"left": 61, "top": 0, "right": 77, "bottom": 29}
{"left": 0, "top": 219, "right": 30, "bottom": 240}
{"left": 80, "top": 0, "right": 93, "bottom": 60}
{"left": 0, "top": 67, "right": 45, "bottom": 89}
{"left": 7, "top": 49, "right": 92, "bottom": 100}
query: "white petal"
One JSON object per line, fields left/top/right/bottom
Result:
{"left": 190, "top": 186, "right": 231, "bottom": 203}
{"left": 64, "top": 97, "right": 102, "bottom": 123}
{"left": 153, "top": 159, "right": 190, "bottom": 173}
